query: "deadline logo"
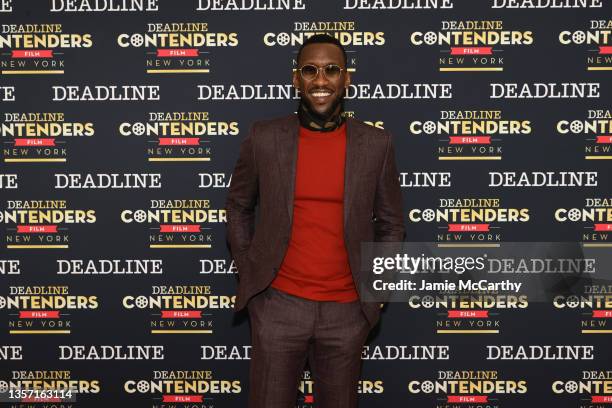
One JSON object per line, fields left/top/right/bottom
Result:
{"left": 559, "top": 20, "right": 612, "bottom": 71}
{"left": 2, "top": 285, "right": 98, "bottom": 335}
{"left": 554, "top": 197, "right": 612, "bottom": 244}
{"left": 409, "top": 109, "right": 531, "bottom": 160}
{"left": 553, "top": 284, "right": 612, "bottom": 334}
{"left": 0, "top": 23, "right": 92, "bottom": 75}
{"left": 410, "top": 20, "right": 533, "bottom": 72}
{"left": 121, "top": 199, "right": 225, "bottom": 249}
{"left": 1, "top": 370, "right": 100, "bottom": 404}
{"left": 122, "top": 285, "right": 234, "bottom": 335}
{"left": 124, "top": 370, "right": 240, "bottom": 407}
{"left": 1, "top": 199, "right": 96, "bottom": 249}
{"left": 557, "top": 109, "right": 612, "bottom": 160}
{"left": 408, "top": 286, "right": 528, "bottom": 335}
{"left": 117, "top": 22, "right": 237, "bottom": 74}
{"left": 297, "top": 370, "right": 384, "bottom": 407}
{"left": 119, "top": 111, "right": 238, "bottom": 162}
{"left": 408, "top": 197, "right": 530, "bottom": 243}
{"left": 196, "top": 0, "right": 306, "bottom": 11}
{"left": 553, "top": 370, "right": 612, "bottom": 406}
{"left": 264, "top": 21, "right": 384, "bottom": 74}
{"left": 408, "top": 370, "right": 527, "bottom": 406}
{"left": 1, "top": 112, "right": 94, "bottom": 163}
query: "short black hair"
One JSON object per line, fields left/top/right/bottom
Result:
{"left": 296, "top": 34, "right": 347, "bottom": 67}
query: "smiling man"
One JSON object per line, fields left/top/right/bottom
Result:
{"left": 225, "top": 34, "right": 405, "bottom": 408}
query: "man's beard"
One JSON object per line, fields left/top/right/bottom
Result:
{"left": 301, "top": 88, "right": 345, "bottom": 121}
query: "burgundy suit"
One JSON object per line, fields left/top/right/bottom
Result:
{"left": 225, "top": 113, "right": 405, "bottom": 408}
{"left": 226, "top": 113, "right": 405, "bottom": 329}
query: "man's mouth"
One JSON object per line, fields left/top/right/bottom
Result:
{"left": 309, "top": 89, "right": 333, "bottom": 102}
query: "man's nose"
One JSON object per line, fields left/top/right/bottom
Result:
{"left": 312, "top": 68, "right": 329, "bottom": 87}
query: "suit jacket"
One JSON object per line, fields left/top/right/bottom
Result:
{"left": 225, "top": 113, "right": 405, "bottom": 329}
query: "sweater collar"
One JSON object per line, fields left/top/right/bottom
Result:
{"left": 297, "top": 99, "right": 345, "bottom": 132}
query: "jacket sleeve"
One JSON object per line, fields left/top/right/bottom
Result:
{"left": 373, "top": 131, "right": 406, "bottom": 242}
{"left": 225, "top": 122, "right": 259, "bottom": 276}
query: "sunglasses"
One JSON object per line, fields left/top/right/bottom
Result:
{"left": 298, "top": 64, "right": 345, "bottom": 81}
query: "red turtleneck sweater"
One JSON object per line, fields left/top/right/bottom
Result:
{"left": 270, "top": 122, "right": 359, "bottom": 302}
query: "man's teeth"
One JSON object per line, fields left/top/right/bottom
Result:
{"left": 312, "top": 91, "right": 331, "bottom": 97}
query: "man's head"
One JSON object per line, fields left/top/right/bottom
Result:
{"left": 293, "top": 34, "right": 350, "bottom": 120}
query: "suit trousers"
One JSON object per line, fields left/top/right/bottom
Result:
{"left": 247, "top": 285, "right": 371, "bottom": 408}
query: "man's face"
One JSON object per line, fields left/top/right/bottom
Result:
{"left": 293, "top": 43, "right": 351, "bottom": 120}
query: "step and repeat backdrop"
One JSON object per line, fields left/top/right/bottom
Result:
{"left": 1, "top": 0, "right": 611, "bottom": 406}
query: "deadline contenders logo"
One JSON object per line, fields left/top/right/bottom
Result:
{"left": 120, "top": 199, "right": 225, "bottom": 249}
{"left": 409, "top": 109, "right": 531, "bottom": 160}
{"left": 1, "top": 200, "right": 96, "bottom": 249}
{"left": 557, "top": 109, "right": 612, "bottom": 160}
{"left": 117, "top": 22, "right": 238, "bottom": 74}
{"left": 553, "top": 370, "right": 612, "bottom": 406}
{"left": 2, "top": 370, "right": 99, "bottom": 404}
{"left": 122, "top": 285, "right": 234, "bottom": 335}
{"left": 1, "top": 112, "right": 94, "bottom": 164}
{"left": 0, "top": 23, "right": 92, "bottom": 75}
{"left": 408, "top": 370, "right": 526, "bottom": 406}
{"left": 553, "top": 284, "right": 612, "bottom": 334}
{"left": 554, "top": 197, "right": 611, "bottom": 244}
{"left": 559, "top": 20, "right": 611, "bottom": 71}
{"left": 408, "top": 197, "right": 530, "bottom": 244}
{"left": 119, "top": 111, "right": 238, "bottom": 162}
{"left": 264, "top": 21, "right": 384, "bottom": 74}
{"left": 409, "top": 20, "right": 533, "bottom": 72}
{"left": 407, "top": 284, "right": 528, "bottom": 335}
{"left": 124, "top": 370, "right": 240, "bottom": 407}
{"left": 2, "top": 285, "right": 98, "bottom": 335}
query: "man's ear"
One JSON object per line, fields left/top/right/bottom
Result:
{"left": 344, "top": 70, "right": 351, "bottom": 88}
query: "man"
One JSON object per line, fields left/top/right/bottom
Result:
{"left": 225, "top": 34, "right": 405, "bottom": 408}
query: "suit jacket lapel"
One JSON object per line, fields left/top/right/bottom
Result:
{"left": 277, "top": 114, "right": 364, "bottom": 229}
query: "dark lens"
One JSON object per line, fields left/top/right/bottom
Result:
{"left": 324, "top": 65, "right": 341, "bottom": 79}
{"left": 300, "top": 65, "right": 317, "bottom": 80}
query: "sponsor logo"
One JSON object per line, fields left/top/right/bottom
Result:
{"left": 410, "top": 20, "right": 533, "bottom": 72}
{"left": 554, "top": 285, "right": 612, "bottom": 334}
{"left": 118, "top": 22, "right": 237, "bottom": 74}
{"left": 1, "top": 112, "right": 94, "bottom": 163}
{"left": 409, "top": 110, "right": 531, "bottom": 160}
{"left": 119, "top": 112, "right": 239, "bottom": 162}
{"left": 120, "top": 199, "right": 224, "bottom": 249}
{"left": 2, "top": 285, "right": 98, "bottom": 334}
{"left": 1, "top": 200, "right": 96, "bottom": 249}
{"left": 407, "top": 370, "right": 527, "bottom": 406}
{"left": 0, "top": 23, "right": 92, "bottom": 74}
{"left": 555, "top": 197, "right": 612, "bottom": 243}
{"left": 122, "top": 285, "right": 234, "bottom": 334}
{"left": 559, "top": 20, "right": 612, "bottom": 71}
{"left": 557, "top": 109, "right": 612, "bottom": 160}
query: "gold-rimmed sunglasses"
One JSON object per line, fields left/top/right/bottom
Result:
{"left": 297, "top": 64, "right": 345, "bottom": 81}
